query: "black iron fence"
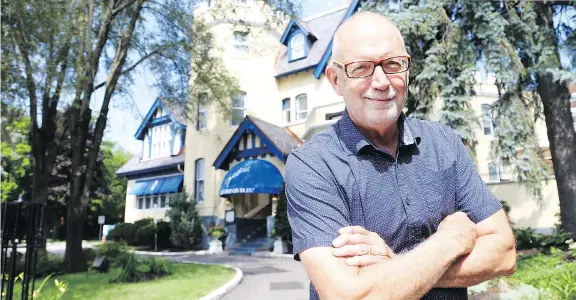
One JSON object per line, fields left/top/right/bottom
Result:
{"left": 1, "top": 200, "right": 45, "bottom": 300}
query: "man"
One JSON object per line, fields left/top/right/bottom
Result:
{"left": 284, "top": 11, "right": 516, "bottom": 300}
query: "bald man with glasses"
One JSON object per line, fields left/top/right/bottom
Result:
{"left": 284, "top": 11, "right": 516, "bottom": 300}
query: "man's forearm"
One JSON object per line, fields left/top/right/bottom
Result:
{"left": 435, "top": 234, "right": 516, "bottom": 288}
{"left": 353, "top": 232, "right": 464, "bottom": 300}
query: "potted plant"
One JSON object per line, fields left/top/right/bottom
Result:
{"left": 204, "top": 224, "right": 225, "bottom": 254}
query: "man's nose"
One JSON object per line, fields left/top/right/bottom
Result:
{"left": 371, "top": 65, "right": 391, "bottom": 90}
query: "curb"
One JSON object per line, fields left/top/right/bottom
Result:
{"left": 134, "top": 250, "right": 209, "bottom": 256}
{"left": 250, "top": 252, "right": 293, "bottom": 259}
{"left": 178, "top": 261, "right": 242, "bottom": 300}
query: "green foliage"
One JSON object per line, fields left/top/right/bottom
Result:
{"left": 96, "top": 242, "right": 132, "bottom": 267}
{"left": 0, "top": 103, "right": 32, "bottom": 202}
{"left": 106, "top": 219, "right": 173, "bottom": 249}
{"left": 110, "top": 253, "right": 171, "bottom": 283}
{"left": 272, "top": 185, "right": 292, "bottom": 245}
{"left": 107, "top": 223, "right": 138, "bottom": 245}
{"left": 514, "top": 227, "right": 573, "bottom": 251}
{"left": 508, "top": 251, "right": 576, "bottom": 299}
{"left": 166, "top": 193, "right": 203, "bottom": 250}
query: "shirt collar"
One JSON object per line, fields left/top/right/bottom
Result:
{"left": 337, "top": 109, "right": 421, "bottom": 155}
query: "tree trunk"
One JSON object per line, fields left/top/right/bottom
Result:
{"left": 537, "top": 73, "right": 576, "bottom": 239}
{"left": 64, "top": 199, "right": 87, "bottom": 273}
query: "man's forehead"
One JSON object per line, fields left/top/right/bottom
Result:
{"left": 339, "top": 34, "right": 406, "bottom": 61}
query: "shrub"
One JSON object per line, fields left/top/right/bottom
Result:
{"left": 107, "top": 223, "right": 138, "bottom": 245}
{"left": 83, "top": 248, "right": 97, "bottom": 265}
{"left": 96, "top": 242, "right": 132, "bottom": 267}
{"left": 156, "top": 221, "right": 173, "bottom": 249}
{"left": 35, "top": 250, "right": 65, "bottom": 278}
{"left": 134, "top": 222, "right": 155, "bottom": 248}
{"left": 166, "top": 193, "right": 203, "bottom": 250}
{"left": 110, "top": 253, "right": 171, "bottom": 283}
{"left": 272, "top": 184, "right": 292, "bottom": 246}
{"left": 514, "top": 227, "right": 573, "bottom": 251}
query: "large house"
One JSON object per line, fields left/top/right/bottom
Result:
{"left": 117, "top": 0, "right": 568, "bottom": 252}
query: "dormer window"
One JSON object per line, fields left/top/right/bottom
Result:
{"left": 289, "top": 32, "right": 306, "bottom": 61}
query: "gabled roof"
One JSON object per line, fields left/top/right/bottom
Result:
{"left": 213, "top": 115, "right": 302, "bottom": 170}
{"left": 134, "top": 98, "right": 189, "bottom": 140}
{"left": 115, "top": 150, "right": 185, "bottom": 178}
{"left": 275, "top": 0, "right": 366, "bottom": 79}
{"left": 312, "top": 0, "right": 363, "bottom": 79}
{"left": 279, "top": 18, "right": 317, "bottom": 46}
{"left": 275, "top": 8, "right": 347, "bottom": 78}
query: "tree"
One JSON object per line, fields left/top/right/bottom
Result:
{"left": 2, "top": 0, "right": 298, "bottom": 272}
{"left": 272, "top": 184, "right": 292, "bottom": 246}
{"left": 1, "top": 103, "right": 32, "bottom": 202}
{"left": 166, "top": 193, "right": 203, "bottom": 250}
{"left": 365, "top": 0, "right": 576, "bottom": 237}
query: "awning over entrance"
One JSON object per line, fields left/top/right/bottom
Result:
{"left": 220, "top": 159, "right": 283, "bottom": 196}
{"left": 129, "top": 174, "right": 183, "bottom": 196}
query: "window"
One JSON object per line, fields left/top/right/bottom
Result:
{"left": 295, "top": 94, "right": 308, "bottom": 120}
{"left": 482, "top": 104, "right": 493, "bottom": 136}
{"left": 160, "top": 195, "right": 167, "bottom": 208}
{"left": 231, "top": 92, "right": 246, "bottom": 126}
{"left": 195, "top": 159, "right": 205, "bottom": 203}
{"left": 488, "top": 163, "right": 500, "bottom": 182}
{"left": 152, "top": 196, "right": 159, "bottom": 208}
{"left": 150, "top": 124, "right": 172, "bottom": 159}
{"left": 138, "top": 197, "right": 144, "bottom": 209}
{"left": 197, "top": 102, "right": 207, "bottom": 130}
{"left": 145, "top": 197, "right": 151, "bottom": 209}
{"left": 233, "top": 31, "right": 249, "bottom": 55}
{"left": 282, "top": 98, "right": 291, "bottom": 124}
{"left": 137, "top": 194, "right": 171, "bottom": 210}
{"left": 290, "top": 32, "right": 306, "bottom": 61}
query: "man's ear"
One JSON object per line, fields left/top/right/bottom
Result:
{"left": 326, "top": 66, "right": 343, "bottom": 96}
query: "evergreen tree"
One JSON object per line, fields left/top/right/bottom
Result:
{"left": 273, "top": 184, "right": 292, "bottom": 246}
{"left": 166, "top": 193, "right": 203, "bottom": 250}
{"left": 365, "top": 0, "right": 576, "bottom": 238}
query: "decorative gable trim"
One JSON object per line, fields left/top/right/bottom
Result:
{"left": 134, "top": 98, "right": 186, "bottom": 140}
{"left": 213, "top": 117, "right": 286, "bottom": 171}
{"left": 313, "top": 0, "right": 363, "bottom": 79}
{"left": 279, "top": 19, "right": 314, "bottom": 46}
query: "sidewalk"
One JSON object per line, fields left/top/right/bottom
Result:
{"left": 169, "top": 254, "right": 310, "bottom": 300}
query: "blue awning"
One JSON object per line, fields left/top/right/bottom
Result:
{"left": 220, "top": 159, "right": 283, "bottom": 196}
{"left": 128, "top": 177, "right": 171, "bottom": 196}
{"left": 156, "top": 175, "right": 184, "bottom": 194}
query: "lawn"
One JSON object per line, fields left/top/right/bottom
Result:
{"left": 31, "top": 263, "right": 235, "bottom": 300}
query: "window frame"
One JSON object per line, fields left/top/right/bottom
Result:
{"left": 197, "top": 101, "right": 207, "bottom": 130}
{"left": 488, "top": 162, "right": 500, "bottom": 182}
{"left": 482, "top": 104, "right": 494, "bottom": 136}
{"left": 195, "top": 159, "right": 205, "bottom": 204}
{"left": 231, "top": 92, "right": 246, "bottom": 126}
{"left": 289, "top": 31, "right": 307, "bottom": 62}
{"left": 295, "top": 93, "right": 308, "bottom": 121}
{"left": 281, "top": 98, "right": 291, "bottom": 124}
{"left": 233, "top": 31, "right": 249, "bottom": 56}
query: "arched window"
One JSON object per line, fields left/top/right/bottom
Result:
{"left": 295, "top": 94, "right": 307, "bottom": 120}
{"left": 290, "top": 32, "right": 306, "bottom": 61}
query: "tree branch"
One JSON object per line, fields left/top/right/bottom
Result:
{"left": 93, "top": 48, "right": 159, "bottom": 91}
{"left": 113, "top": 0, "right": 137, "bottom": 17}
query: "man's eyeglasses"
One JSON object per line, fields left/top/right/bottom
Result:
{"left": 333, "top": 56, "right": 411, "bottom": 78}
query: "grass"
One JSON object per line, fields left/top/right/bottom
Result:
{"left": 26, "top": 263, "right": 235, "bottom": 300}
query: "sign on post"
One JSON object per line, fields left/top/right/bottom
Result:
{"left": 98, "top": 215, "right": 105, "bottom": 242}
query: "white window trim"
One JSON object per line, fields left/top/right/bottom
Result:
{"left": 137, "top": 193, "right": 173, "bottom": 210}
{"left": 195, "top": 159, "right": 205, "bottom": 204}
{"left": 198, "top": 102, "right": 208, "bottom": 130}
{"left": 232, "top": 31, "right": 249, "bottom": 56}
{"left": 481, "top": 104, "right": 494, "bottom": 136}
{"left": 488, "top": 162, "right": 501, "bottom": 182}
{"left": 295, "top": 94, "right": 308, "bottom": 121}
{"left": 231, "top": 92, "right": 246, "bottom": 127}
{"left": 290, "top": 33, "right": 306, "bottom": 60}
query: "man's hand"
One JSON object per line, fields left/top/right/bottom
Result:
{"left": 436, "top": 212, "right": 477, "bottom": 256}
{"left": 332, "top": 226, "right": 395, "bottom": 266}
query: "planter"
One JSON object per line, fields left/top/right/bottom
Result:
{"left": 208, "top": 239, "right": 223, "bottom": 254}
{"left": 273, "top": 238, "right": 288, "bottom": 254}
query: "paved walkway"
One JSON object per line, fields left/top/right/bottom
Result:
{"left": 169, "top": 254, "right": 310, "bottom": 300}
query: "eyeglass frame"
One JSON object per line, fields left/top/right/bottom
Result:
{"left": 332, "top": 55, "right": 411, "bottom": 78}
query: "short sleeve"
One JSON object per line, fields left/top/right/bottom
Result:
{"left": 284, "top": 151, "right": 351, "bottom": 261}
{"left": 452, "top": 131, "right": 503, "bottom": 223}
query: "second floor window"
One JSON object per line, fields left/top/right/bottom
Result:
{"left": 290, "top": 32, "right": 306, "bottom": 61}
{"left": 195, "top": 159, "right": 205, "bottom": 203}
{"left": 233, "top": 31, "right": 249, "bottom": 55}
{"left": 150, "top": 124, "right": 172, "bottom": 159}
{"left": 197, "top": 102, "right": 207, "bottom": 130}
{"left": 282, "top": 98, "right": 291, "bottom": 124}
{"left": 231, "top": 92, "right": 246, "bottom": 126}
{"left": 295, "top": 94, "right": 308, "bottom": 121}
{"left": 482, "top": 104, "right": 493, "bottom": 136}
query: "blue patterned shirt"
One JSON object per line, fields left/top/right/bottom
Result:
{"left": 285, "top": 110, "right": 503, "bottom": 299}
